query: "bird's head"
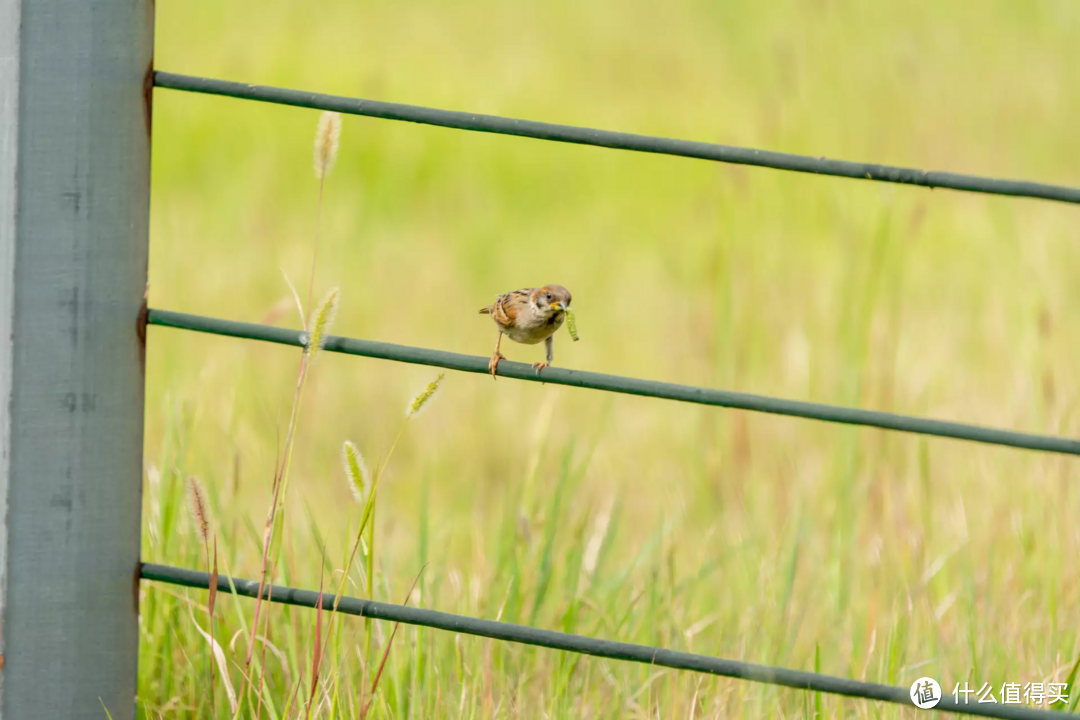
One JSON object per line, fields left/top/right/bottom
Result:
{"left": 531, "top": 285, "right": 573, "bottom": 318}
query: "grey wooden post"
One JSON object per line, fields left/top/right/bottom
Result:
{"left": 0, "top": 0, "right": 153, "bottom": 717}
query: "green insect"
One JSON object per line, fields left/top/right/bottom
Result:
{"left": 564, "top": 306, "right": 579, "bottom": 342}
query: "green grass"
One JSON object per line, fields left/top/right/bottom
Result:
{"left": 140, "top": 0, "right": 1080, "bottom": 716}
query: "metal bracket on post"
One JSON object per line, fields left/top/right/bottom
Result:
{"left": 0, "top": 1, "right": 153, "bottom": 718}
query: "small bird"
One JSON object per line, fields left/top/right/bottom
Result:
{"left": 479, "top": 284, "right": 573, "bottom": 378}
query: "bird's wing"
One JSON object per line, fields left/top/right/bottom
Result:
{"left": 490, "top": 289, "right": 532, "bottom": 329}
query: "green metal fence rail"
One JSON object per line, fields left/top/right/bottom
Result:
{"left": 149, "top": 308, "right": 1080, "bottom": 456}
{"left": 139, "top": 69, "right": 1080, "bottom": 716}
{"left": 154, "top": 71, "right": 1080, "bottom": 205}
{"left": 141, "top": 563, "right": 1064, "bottom": 720}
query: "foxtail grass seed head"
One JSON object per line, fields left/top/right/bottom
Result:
{"left": 303, "top": 287, "right": 339, "bottom": 359}
{"left": 407, "top": 373, "right": 445, "bottom": 418}
{"left": 564, "top": 306, "right": 580, "bottom": 341}
{"left": 187, "top": 476, "right": 210, "bottom": 545}
{"left": 342, "top": 440, "right": 370, "bottom": 503}
{"left": 314, "top": 111, "right": 342, "bottom": 180}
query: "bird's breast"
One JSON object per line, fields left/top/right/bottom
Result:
{"left": 505, "top": 322, "right": 556, "bottom": 344}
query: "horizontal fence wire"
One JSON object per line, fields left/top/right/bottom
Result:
{"left": 148, "top": 308, "right": 1080, "bottom": 456}
{"left": 141, "top": 562, "right": 1064, "bottom": 719}
{"left": 153, "top": 71, "right": 1080, "bottom": 206}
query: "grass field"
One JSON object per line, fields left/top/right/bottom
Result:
{"left": 139, "top": 1, "right": 1080, "bottom": 717}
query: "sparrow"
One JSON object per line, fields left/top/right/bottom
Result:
{"left": 479, "top": 284, "right": 573, "bottom": 378}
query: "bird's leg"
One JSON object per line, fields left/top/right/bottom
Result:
{"left": 488, "top": 331, "right": 506, "bottom": 379}
{"left": 533, "top": 335, "right": 554, "bottom": 374}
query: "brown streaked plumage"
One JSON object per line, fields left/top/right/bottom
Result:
{"left": 479, "top": 284, "right": 573, "bottom": 378}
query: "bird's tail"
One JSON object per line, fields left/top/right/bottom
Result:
{"left": 478, "top": 306, "right": 491, "bottom": 314}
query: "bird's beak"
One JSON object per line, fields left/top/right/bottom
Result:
{"left": 552, "top": 301, "right": 565, "bottom": 312}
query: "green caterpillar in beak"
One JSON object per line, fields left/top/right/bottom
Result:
{"left": 564, "top": 306, "right": 579, "bottom": 342}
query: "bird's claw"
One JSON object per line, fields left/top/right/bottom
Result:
{"left": 489, "top": 352, "right": 506, "bottom": 379}
{"left": 532, "top": 361, "right": 550, "bottom": 375}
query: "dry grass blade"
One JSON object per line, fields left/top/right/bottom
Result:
{"left": 209, "top": 539, "right": 219, "bottom": 711}
{"left": 229, "top": 632, "right": 288, "bottom": 667}
{"left": 285, "top": 677, "right": 306, "bottom": 720}
{"left": 281, "top": 269, "right": 307, "bottom": 332}
{"left": 304, "top": 556, "right": 327, "bottom": 720}
{"left": 360, "top": 566, "right": 427, "bottom": 719}
{"left": 255, "top": 578, "right": 276, "bottom": 720}
{"left": 246, "top": 514, "right": 277, "bottom": 672}
{"left": 189, "top": 606, "right": 238, "bottom": 715}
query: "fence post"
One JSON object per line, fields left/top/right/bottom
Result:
{"left": 0, "top": 0, "right": 153, "bottom": 717}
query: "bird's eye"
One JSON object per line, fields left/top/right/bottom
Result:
{"left": 545, "top": 293, "right": 552, "bottom": 301}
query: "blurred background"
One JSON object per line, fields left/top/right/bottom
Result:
{"left": 142, "top": 1, "right": 1080, "bottom": 716}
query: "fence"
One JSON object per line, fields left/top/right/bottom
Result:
{"left": 2, "top": 4, "right": 1078, "bottom": 718}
